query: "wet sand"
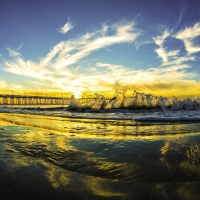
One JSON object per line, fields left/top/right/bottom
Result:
{"left": 0, "top": 113, "right": 200, "bottom": 200}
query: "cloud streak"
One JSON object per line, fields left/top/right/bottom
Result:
{"left": 153, "top": 23, "right": 200, "bottom": 67}
{"left": 2, "top": 20, "right": 200, "bottom": 97}
{"left": 4, "top": 21, "right": 141, "bottom": 93}
{"left": 175, "top": 22, "right": 200, "bottom": 54}
{"left": 153, "top": 30, "right": 181, "bottom": 63}
{"left": 58, "top": 20, "right": 74, "bottom": 34}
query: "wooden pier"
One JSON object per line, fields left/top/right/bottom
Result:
{"left": 0, "top": 94, "right": 70, "bottom": 105}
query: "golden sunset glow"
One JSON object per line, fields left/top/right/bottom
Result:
{"left": 0, "top": 1, "right": 200, "bottom": 99}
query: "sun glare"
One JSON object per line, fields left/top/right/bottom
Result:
{"left": 73, "top": 90, "right": 82, "bottom": 99}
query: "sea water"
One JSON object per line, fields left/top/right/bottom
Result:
{"left": 0, "top": 109, "right": 200, "bottom": 200}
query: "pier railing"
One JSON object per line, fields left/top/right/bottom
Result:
{"left": 0, "top": 94, "right": 70, "bottom": 105}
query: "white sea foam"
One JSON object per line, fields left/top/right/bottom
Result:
{"left": 1, "top": 105, "right": 200, "bottom": 122}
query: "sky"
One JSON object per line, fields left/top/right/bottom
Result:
{"left": 0, "top": 0, "right": 200, "bottom": 98}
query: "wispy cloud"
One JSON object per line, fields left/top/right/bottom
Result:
{"left": 58, "top": 20, "right": 74, "bottom": 34}
{"left": 175, "top": 22, "right": 200, "bottom": 39}
{"left": 161, "top": 55, "right": 196, "bottom": 66}
{"left": 155, "top": 48, "right": 180, "bottom": 63}
{"left": 5, "top": 54, "right": 53, "bottom": 80}
{"left": 7, "top": 47, "right": 21, "bottom": 57}
{"left": 153, "top": 25, "right": 199, "bottom": 66}
{"left": 17, "top": 44, "right": 23, "bottom": 51}
{"left": 135, "top": 40, "right": 154, "bottom": 50}
{"left": 2, "top": 20, "right": 200, "bottom": 97}
{"left": 173, "top": 4, "right": 186, "bottom": 31}
{"left": 4, "top": 21, "right": 140, "bottom": 93}
{"left": 153, "top": 30, "right": 181, "bottom": 63}
{"left": 153, "top": 30, "right": 170, "bottom": 46}
{"left": 40, "top": 21, "right": 140, "bottom": 71}
{"left": 175, "top": 22, "right": 200, "bottom": 54}
{"left": 147, "top": 23, "right": 200, "bottom": 96}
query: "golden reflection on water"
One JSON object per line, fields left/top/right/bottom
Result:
{"left": 1, "top": 113, "right": 200, "bottom": 199}
{"left": 84, "top": 178, "right": 125, "bottom": 198}
{"left": 44, "top": 161, "right": 126, "bottom": 198}
{"left": 45, "top": 164, "right": 70, "bottom": 189}
{"left": 1, "top": 113, "right": 200, "bottom": 140}
{"left": 160, "top": 141, "right": 170, "bottom": 155}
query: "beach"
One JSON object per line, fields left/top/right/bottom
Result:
{"left": 0, "top": 109, "right": 200, "bottom": 199}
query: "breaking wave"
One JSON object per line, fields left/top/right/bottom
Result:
{"left": 67, "top": 91, "right": 200, "bottom": 112}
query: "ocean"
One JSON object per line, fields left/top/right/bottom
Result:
{"left": 0, "top": 106, "right": 200, "bottom": 199}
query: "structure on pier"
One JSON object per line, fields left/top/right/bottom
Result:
{"left": 0, "top": 94, "right": 70, "bottom": 105}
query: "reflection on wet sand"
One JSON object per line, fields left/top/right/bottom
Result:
{"left": 0, "top": 113, "right": 200, "bottom": 199}
{"left": 45, "top": 164, "right": 70, "bottom": 190}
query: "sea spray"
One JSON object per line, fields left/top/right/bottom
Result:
{"left": 158, "top": 97, "right": 168, "bottom": 112}
{"left": 67, "top": 90, "right": 200, "bottom": 112}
